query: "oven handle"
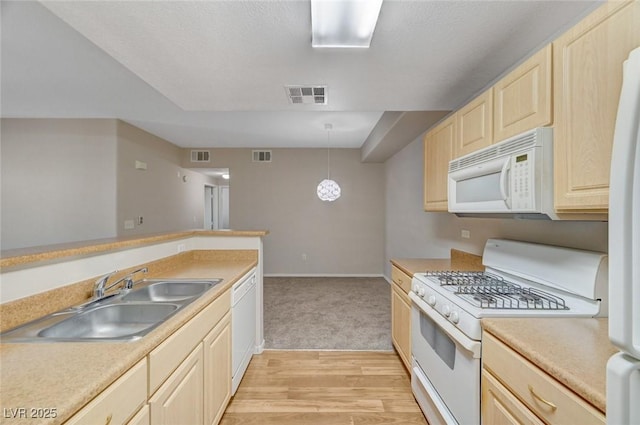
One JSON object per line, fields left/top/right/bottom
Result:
{"left": 410, "top": 292, "right": 481, "bottom": 359}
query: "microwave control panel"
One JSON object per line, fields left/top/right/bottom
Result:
{"left": 511, "top": 152, "right": 534, "bottom": 210}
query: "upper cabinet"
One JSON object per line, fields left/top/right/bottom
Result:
{"left": 493, "top": 44, "right": 553, "bottom": 143}
{"left": 553, "top": 0, "right": 640, "bottom": 212}
{"left": 424, "top": 114, "right": 456, "bottom": 211}
{"left": 455, "top": 89, "right": 493, "bottom": 158}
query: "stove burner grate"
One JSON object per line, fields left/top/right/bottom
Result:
{"left": 457, "top": 286, "right": 568, "bottom": 310}
{"left": 421, "top": 271, "right": 569, "bottom": 310}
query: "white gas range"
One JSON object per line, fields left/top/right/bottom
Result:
{"left": 409, "top": 239, "right": 608, "bottom": 425}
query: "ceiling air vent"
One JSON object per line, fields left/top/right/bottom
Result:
{"left": 190, "top": 150, "right": 210, "bottom": 163}
{"left": 252, "top": 150, "right": 272, "bottom": 162}
{"left": 284, "top": 85, "right": 327, "bottom": 105}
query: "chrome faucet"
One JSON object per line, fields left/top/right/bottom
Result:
{"left": 93, "top": 270, "right": 119, "bottom": 300}
{"left": 92, "top": 267, "right": 148, "bottom": 300}
{"left": 122, "top": 267, "right": 149, "bottom": 290}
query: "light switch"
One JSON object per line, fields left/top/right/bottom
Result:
{"left": 124, "top": 220, "right": 135, "bottom": 230}
{"left": 135, "top": 160, "right": 147, "bottom": 170}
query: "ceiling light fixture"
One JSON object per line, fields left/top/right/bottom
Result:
{"left": 317, "top": 123, "right": 341, "bottom": 202}
{"left": 311, "top": 0, "right": 384, "bottom": 48}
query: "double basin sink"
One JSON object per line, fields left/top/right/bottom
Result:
{"left": 1, "top": 279, "right": 222, "bottom": 342}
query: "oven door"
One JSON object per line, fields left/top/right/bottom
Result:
{"left": 410, "top": 292, "right": 481, "bottom": 425}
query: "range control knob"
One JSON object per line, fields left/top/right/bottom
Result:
{"left": 417, "top": 287, "right": 426, "bottom": 297}
{"left": 412, "top": 284, "right": 419, "bottom": 293}
{"left": 450, "top": 311, "right": 460, "bottom": 324}
{"left": 442, "top": 304, "right": 451, "bottom": 317}
{"left": 427, "top": 295, "right": 436, "bottom": 306}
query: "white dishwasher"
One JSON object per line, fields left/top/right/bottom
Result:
{"left": 231, "top": 268, "right": 256, "bottom": 394}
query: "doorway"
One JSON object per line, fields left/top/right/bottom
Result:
{"left": 204, "top": 179, "right": 229, "bottom": 229}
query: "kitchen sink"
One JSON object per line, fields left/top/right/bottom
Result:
{"left": 38, "top": 303, "right": 179, "bottom": 340}
{"left": 0, "top": 278, "right": 223, "bottom": 342}
{"left": 122, "top": 279, "right": 220, "bottom": 302}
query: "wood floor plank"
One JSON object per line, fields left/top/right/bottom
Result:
{"left": 221, "top": 350, "right": 428, "bottom": 425}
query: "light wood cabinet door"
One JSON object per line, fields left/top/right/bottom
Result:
{"left": 553, "top": 0, "right": 640, "bottom": 212}
{"left": 456, "top": 89, "right": 493, "bottom": 158}
{"left": 482, "top": 333, "right": 605, "bottom": 425}
{"left": 424, "top": 115, "right": 455, "bottom": 211}
{"left": 204, "top": 312, "right": 232, "bottom": 425}
{"left": 493, "top": 44, "right": 552, "bottom": 143}
{"left": 127, "top": 406, "right": 150, "bottom": 425}
{"left": 149, "top": 345, "right": 204, "bottom": 425}
{"left": 65, "top": 359, "right": 147, "bottom": 425}
{"left": 482, "top": 370, "right": 545, "bottom": 425}
{"left": 391, "top": 283, "right": 411, "bottom": 371}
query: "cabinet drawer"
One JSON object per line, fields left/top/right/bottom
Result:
{"left": 149, "top": 289, "right": 230, "bottom": 395}
{"left": 65, "top": 359, "right": 147, "bottom": 425}
{"left": 482, "top": 333, "right": 604, "bottom": 425}
{"left": 391, "top": 266, "right": 412, "bottom": 294}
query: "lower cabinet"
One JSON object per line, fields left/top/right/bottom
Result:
{"left": 390, "top": 265, "right": 412, "bottom": 371}
{"left": 482, "top": 370, "right": 544, "bottom": 425}
{"left": 481, "top": 332, "right": 605, "bottom": 425}
{"left": 64, "top": 289, "right": 232, "bottom": 425}
{"left": 149, "top": 346, "right": 204, "bottom": 425}
{"left": 204, "top": 313, "right": 232, "bottom": 425}
{"left": 127, "top": 406, "right": 150, "bottom": 425}
{"left": 64, "top": 359, "right": 147, "bottom": 425}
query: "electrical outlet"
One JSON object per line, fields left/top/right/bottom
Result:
{"left": 177, "top": 243, "right": 186, "bottom": 253}
{"left": 137, "top": 216, "right": 144, "bottom": 225}
{"left": 302, "top": 253, "right": 308, "bottom": 261}
{"left": 461, "top": 229, "right": 471, "bottom": 239}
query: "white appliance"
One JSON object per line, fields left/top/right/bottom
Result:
{"left": 231, "top": 268, "right": 257, "bottom": 395}
{"left": 607, "top": 46, "right": 640, "bottom": 425}
{"left": 410, "top": 239, "right": 608, "bottom": 425}
{"left": 448, "top": 127, "right": 559, "bottom": 219}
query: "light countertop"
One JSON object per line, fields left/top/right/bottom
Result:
{"left": 391, "top": 249, "right": 484, "bottom": 276}
{"left": 0, "top": 254, "right": 257, "bottom": 425}
{"left": 482, "top": 317, "right": 617, "bottom": 413}
{"left": 0, "top": 229, "right": 268, "bottom": 269}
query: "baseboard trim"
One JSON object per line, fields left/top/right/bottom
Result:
{"left": 264, "top": 273, "right": 385, "bottom": 278}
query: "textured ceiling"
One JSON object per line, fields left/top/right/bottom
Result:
{"left": 1, "top": 0, "right": 601, "bottom": 151}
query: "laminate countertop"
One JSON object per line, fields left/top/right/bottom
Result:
{"left": 391, "top": 249, "right": 485, "bottom": 276}
{"left": 0, "top": 254, "right": 258, "bottom": 425}
{"left": 0, "top": 229, "right": 268, "bottom": 269}
{"left": 482, "top": 317, "right": 617, "bottom": 413}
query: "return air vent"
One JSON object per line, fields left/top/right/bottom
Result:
{"left": 190, "top": 150, "right": 210, "bottom": 163}
{"left": 252, "top": 150, "right": 272, "bottom": 162}
{"left": 284, "top": 85, "right": 327, "bottom": 105}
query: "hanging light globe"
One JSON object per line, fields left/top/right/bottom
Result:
{"left": 317, "top": 123, "right": 341, "bottom": 202}
{"left": 317, "top": 178, "right": 341, "bottom": 201}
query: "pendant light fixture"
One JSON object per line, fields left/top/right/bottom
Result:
{"left": 317, "top": 123, "right": 341, "bottom": 202}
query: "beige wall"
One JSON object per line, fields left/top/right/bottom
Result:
{"left": 1, "top": 119, "right": 118, "bottom": 250}
{"left": 384, "top": 134, "right": 608, "bottom": 278}
{"left": 0, "top": 119, "right": 215, "bottom": 250}
{"left": 116, "top": 121, "right": 214, "bottom": 236}
{"left": 186, "top": 148, "right": 385, "bottom": 275}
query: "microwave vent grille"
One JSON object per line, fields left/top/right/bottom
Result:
{"left": 449, "top": 130, "right": 539, "bottom": 172}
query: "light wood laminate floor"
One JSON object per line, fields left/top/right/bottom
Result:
{"left": 220, "top": 351, "right": 428, "bottom": 425}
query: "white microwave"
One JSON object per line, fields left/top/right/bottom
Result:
{"left": 447, "top": 127, "right": 557, "bottom": 219}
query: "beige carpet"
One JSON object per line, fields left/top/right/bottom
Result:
{"left": 263, "top": 276, "right": 393, "bottom": 351}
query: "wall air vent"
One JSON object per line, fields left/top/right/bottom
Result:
{"left": 190, "top": 150, "right": 210, "bottom": 163}
{"left": 284, "top": 85, "right": 327, "bottom": 105}
{"left": 252, "top": 150, "right": 272, "bottom": 162}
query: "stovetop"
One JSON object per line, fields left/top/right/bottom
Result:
{"left": 422, "top": 271, "right": 569, "bottom": 311}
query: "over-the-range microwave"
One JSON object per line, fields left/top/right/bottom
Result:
{"left": 448, "top": 127, "right": 560, "bottom": 219}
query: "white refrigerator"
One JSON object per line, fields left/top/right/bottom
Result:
{"left": 607, "top": 45, "right": 640, "bottom": 425}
